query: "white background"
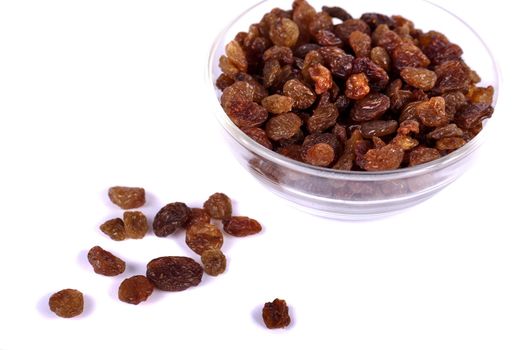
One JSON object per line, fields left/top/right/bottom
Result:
{"left": 0, "top": 1, "right": 523, "bottom": 349}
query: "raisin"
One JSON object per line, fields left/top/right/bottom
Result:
{"left": 391, "top": 134, "right": 419, "bottom": 150}
{"left": 215, "top": 73, "right": 235, "bottom": 91}
{"left": 309, "top": 63, "right": 333, "bottom": 94}
{"left": 414, "top": 97, "right": 448, "bottom": 127}
{"left": 234, "top": 72, "right": 268, "bottom": 103}
{"left": 49, "top": 289, "right": 84, "bottom": 318}
{"left": 221, "top": 81, "right": 254, "bottom": 107}
{"left": 467, "top": 86, "right": 494, "bottom": 104}
{"left": 333, "top": 129, "right": 362, "bottom": 170}
{"left": 99, "top": 218, "right": 126, "bottom": 241}
{"left": 360, "top": 13, "right": 395, "bottom": 30}
{"left": 263, "top": 46, "right": 294, "bottom": 65}
{"left": 243, "top": 127, "right": 273, "bottom": 149}
{"left": 409, "top": 146, "right": 441, "bottom": 166}
{"left": 269, "top": 18, "right": 300, "bottom": 47}
{"left": 386, "top": 79, "right": 413, "bottom": 112}
{"left": 185, "top": 208, "right": 212, "bottom": 228}
{"left": 330, "top": 54, "right": 354, "bottom": 80}
{"left": 322, "top": 6, "right": 352, "bottom": 21}
{"left": 263, "top": 59, "right": 281, "bottom": 88}
{"left": 352, "top": 57, "right": 389, "bottom": 91}
{"left": 118, "top": 275, "right": 154, "bottom": 305}
{"left": 391, "top": 42, "right": 430, "bottom": 70}
{"left": 400, "top": 67, "right": 437, "bottom": 91}
{"left": 397, "top": 119, "right": 420, "bottom": 135}
{"left": 186, "top": 223, "right": 224, "bottom": 255}
{"left": 261, "top": 94, "right": 294, "bottom": 114}
{"left": 227, "top": 101, "right": 268, "bottom": 129}
{"left": 201, "top": 249, "right": 227, "bottom": 277}
{"left": 350, "top": 92, "right": 390, "bottom": 122}
{"left": 146, "top": 256, "right": 203, "bottom": 292}
{"left": 277, "top": 144, "right": 303, "bottom": 161}
{"left": 435, "top": 137, "right": 466, "bottom": 151}
{"left": 427, "top": 123, "right": 464, "bottom": 140}
{"left": 418, "top": 31, "right": 463, "bottom": 65}
{"left": 266, "top": 112, "right": 303, "bottom": 141}
{"left": 225, "top": 40, "right": 248, "bottom": 72}
{"left": 362, "top": 144, "right": 404, "bottom": 171}
{"left": 283, "top": 79, "right": 316, "bottom": 109}
{"left": 345, "top": 73, "right": 370, "bottom": 100}
{"left": 301, "top": 133, "right": 341, "bottom": 167}
{"left": 334, "top": 19, "right": 370, "bottom": 42}
{"left": 370, "top": 46, "right": 391, "bottom": 71}
{"left": 315, "top": 30, "right": 342, "bottom": 46}
{"left": 87, "top": 246, "right": 126, "bottom": 277}
{"left": 348, "top": 31, "right": 372, "bottom": 58}
{"left": 108, "top": 186, "right": 145, "bottom": 209}
{"left": 372, "top": 136, "right": 386, "bottom": 148}
{"left": 443, "top": 91, "right": 467, "bottom": 118}
{"left": 373, "top": 25, "right": 402, "bottom": 52}
{"left": 308, "top": 12, "right": 333, "bottom": 35}
{"left": 455, "top": 103, "right": 493, "bottom": 129}
{"left": 294, "top": 43, "right": 321, "bottom": 58}
{"left": 203, "top": 193, "right": 232, "bottom": 220}
{"left": 301, "top": 50, "right": 324, "bottom": 81}
{"left": 222, "top": 216, "right": 262, "bottom": 237}
{"left": 307, "top": 97, "right": 338, "bottom": 133}
{"left": 433, "top": 60, "right": 470, "bottom": 94}
{"left": 332, "top": 123, "right": 347, "bottom": 145}
{"left": 152, "top": 202, "right": 191, "bottom": 237}
{"left": 361, "top": 120, "right": 398, "bottom": 138}
{"left": 123, "top": 211, "right": 148, "bottom": 239}
{"left": 262, "top": 298, "right": 291, "bottom": 329}
{"left": 219, "top": 55, "right": 239, "bottom": 78}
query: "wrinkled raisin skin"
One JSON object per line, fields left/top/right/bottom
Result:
{"left": 146, "top": 256, "right": 203, "bottom": 292}
{"left": 49, "top": 289, "right": 84, "bottom": 318}
{"left": 186, "top": 223, "right": 224, "bottom": 255}
{"left": 201, "top": 249, "right": 227, "bottom": 277}
{"left": 87, "top": 246, "right": 126, "bottom": 277}
{"left": 262, "top": 298, "right": 291, "bottom": 329}
{"left": 123, "top": 211, "right": 148, "bottom": 239}
{"left": 118, "top": 275, "right": 154, "bottom": 305}
{"left": 153, "top": 202, "right": 191, "bottom": 237}
{"left": 108, "top": 186, "right": 145, "bottom": 209}
{"left": 203, "top": 193, "right": 232, "bottom": 220}
{"left": 99, "top": 218, "right": 126, "bottom": 241}
{"left": 222, "top": 216, "right": 262, "bottom": 237}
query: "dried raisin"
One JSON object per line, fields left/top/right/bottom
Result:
{"left": 153, "top": 202, "right": 191, "bottom": 237}
{"left": 146, "top": 256, "right": 203, "bottom": 292}
{"left": 203, "top": 193, "right": 232, "bottom": 220}
{"left": 266, "top": 112, "right": 303, "bottom": 141}
{"left": 201, "top": 249, "right": 227, "bottom": 277}
{"left": 123, "top": 211, "right": 148, "bottom": 239}
{"left": 108, "top": 186, "right": 145, "bottom": 209}
{"left": 49, "top": 289, "right": 84, "bottom": 318}
{"left": 222, "top": 216, "right": 262, "bottom": 237}
{"left": 118, "top": 275, "right": 154, "bottom": 305}
{"left": 262, "top": 298, "right": 291, "bottom": 329}
{"left": 87, "top": 246, "right": 126, "bottom": 277}
{"left": 186, "top": 223, "right": 224, "bottom": 255}
{"left": 99, "top": 218, "right": 126, "bottom": 241}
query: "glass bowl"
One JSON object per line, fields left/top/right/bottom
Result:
{"left": 207, "top": 0, "right": 499, "bottom": 219}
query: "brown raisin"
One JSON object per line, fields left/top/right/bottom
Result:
{"left": 307, "top": 97, "right": 339, "bottom": 133}
{"left": 467, "top": 86, "right": 494, "bottom": 105}
{"left": 184, "top": 208, "right": 212, "bottom": 228}
{"left": 186, "top": 223, "right": 223, "bottom": 255}
{"left": 49, "top": 289, "right": 84, "bottom": 318}
{"left": 391, "top": 42, "right": 430, "bottom": 70}
{"left": 350, "top": 92, "right": 390, "bottom": 122}
{"left": 391, "top": 134, "right": 419, "bottom": 150}
{"left": 99, "top": 218, "right": 126, "bottom": 241}
{"left": 435, "top": 137, "right": 467, "bottom": 151}
{"left": 361, "top": 120, "right": 398, "bottom": 138}
{"left": 263, "top": 58, "right": 281, "bottom": 88}
{"left": 322, "top": 6, "right": 352, "bottom": 21}
{"left": 262, "top": 298, "right": 291, "bottom": 329}
{"left": 455, "top": 103, "right": 493, "bottom": 129}
{"left": 427, "top": 124, "right": 464, "bottom": 140}
{"left": 360, "top": 13, "right": 395, "bottom": 30}
{"left": 370, "top": 46, "right": 391, "bottom": 71}
{"left": 269, "top": 18, "right": 300, "bottom": 47}
{"left": 301, "top": 133, "right": 341, "bottom": 167}
{"left": 283, "top": 79, "right": 316, "bottom": 109}
{"left": 243, "top": 127, "right": 273, "bottom": 149}
{"left": 234, "top": 72, "right": 268, "bottom": 103}
{"left": 123, "top": 211, "right": 148, "bottom": 239}
{"left": 362, "top": 144, "right": 404, "bottom": 171}
{"left": 443, "top": 91, "right": 467, "bottom": 119}
{"left": 386, "top": 79, "right": 413, "bottom": 112}
{"left": 108, "top": 186, "right": 145, "bottom": 209}
{"left": 222, "top": 216, "right": 262, "bottom": 237}
{"left": 203, "top": 193, "right": 232, "bottom": 220}
{"left": 332, "top": 123, "right": 347, "bottom": 145}
{"left": 277, "top": 144, "right": 303, "bottom": 161}
{"left": 400, "top": 67, "right": 437, "bottom": 91}
{"left": 225, "top": 40, "right": 248, "bottom": 72}
{"left": 152, "top": 202, "right": 191, "bottom": 237}
{"left": 418, "top": 31, "right": 463, "bottom": 65}
{"left": 352, "top": 57, "right": 389, "bottom": 91}
{"left": 215, "top": 73, "right": 235, "bottom": 91}
{"left": 201, "top": 249, "right": 227, "bottom": 277}
{"left": 266, "top": 112, "right": 303, "bottom": 141}
{"left": 315, "top": 30, "right": 342, "bottom": 46}
{"left": 261, "top": 94, "right": 294, "bottom": 114}
{"left": 294, "top": 43, "right": 321, "bottom": 58}
{"left": 263, "top": 46, "right": 294, "bottom": 65}
{"left": 334, "top": 19, "right": 370, "bottom": 42}
{"left": 373, "top": 25, "right": 402, "bottom": 52}
{"left": 397, "top": 119, "right": 420, "bottom": 135}
{"left": 409, "top": 146, "right": 441, "bottom": 166}
{"left": 146, "top": 256, "right": 203, "bottom": 292}
{"left": 333, "top": 129, "right": 363, "bottom": 170}
{"left": 308, "top": 11, "right": 333, "bottom": 35}
{"left": 87, "top": 246, "right": 126, "bottom": 277}
{"left": 221, "top": 81, "right": 254, "bottom": 107}
{"left": 330, "top": 54, "right": 354, "bottom": 80}
{"left": 219, "top": 55, "right": 239, "bottom": 78}
{"left": 348, "top": 31, "right": 372, "bottom": 58}
{"left": 345, "top": 73, "right": 370, "bottom": 100}
{"left": 309, "top": 63, "right": 333, "bottom": 94}
{"left": 414, "top": 97, "right": 448, "bottom": 127}
{"left": 118, "top": 275, "right": 154, "bottom": 305}
{"left": 433, "top": 60, "right": 470, "bottom": 94}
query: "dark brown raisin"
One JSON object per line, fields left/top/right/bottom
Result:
{"left": 266, "top": 112, "right": 303, "bottom": 141}
{"left": 201, "top": 249, "right": 227, "bottom": 277}
{"left": 269, "top": 18, "right": 300, "bottom": 47}
{"left": 345, "top": 73, "right": 370, "bottom": 100}
{"left": 277, "top": 144, "right": 303, "bottom": 161}
{"left": 330, "top": 54, "right": 354, "bottom": 80}
{"left": 87, "top": 246, "right": 126, "bottom": 277}
{"left": 118, "top": 275, "right": 154, "bottom": 305}
{"left": 334, "top": 19, "right": 370, "bottom": 42}
{"left": 203, "top": 193, "right": 232, "bottom": 220}
{"left": 433, "top": 60, "right": 471, "bottom": 94}
{"left": 263, "top": 58, "right": 281, "bottom": 88}
{"left": 309, "top": 63, "right": 333, "bottom": 94}
{"left": 455, "top": 103, "right": 493, "bottom": 129}
{"left": 222, "top": 216, "right": 262, "bottom": 237}
{"left": 261, "top": 94, "right": 294, "bottom": 114}
{"left": 146, "top": 256, "right": 203, "bottom": 292}
{"left": 332, "top": 123, "right": 347, "bottom": 145}
{"left": 361, "top": 120, "right": 398, "bottom": 138}
{"left": 49, "top": 289, "right": 84, "bottom": 318}
{"left": 99, "top": 218, "right": 126, "bottom": 241}
{"left": 348, "top": 31, "right": 372, "bottom": 58}
{"left": 243, "top": 127, "right": 273, "bottom": 149}
{"left": 363, "top": 144, "right": 404, "bottom": 171}
{"left": 283, "top": 79, "right": 316, "bottom": 109}
{"left": 234, "top": 72, "right": 268, "bottom": 103}
{"left": 307, "top": 97, "right": 339, "bottom": 133}
{"left": 372, "top": 25, "right": 402, "bottom": 52}
{"left": 123, "top": 211, "right": 148, "bottom": 239}
{"left": 294, "top": 43, "right": 321, "bottom": 58}
{"left": 108, "top": 186, "right": 145, "bottom": 209}
{"left": 360, "top": 13, "right": 395, "bottom": 30}
{"left": 185, "top": 208, "right": 212, "bottom": 228}
{"left": 152, "top": 202, "right": 191, "bottom": 237}
{"left": 350, "top": 92, "right": 390, "bottom": 122}
{"left": 322, "top": 6, "right": 352, "bottom": 21}
{"left": 400, "top": 67, "right": 437, "bottom": 91}
{"left": 315, "top": 30, "right": 342, "bottom": 46}
{"left": 386, "top": 79, "right": 414, "bottom": 112}
{"left": 418, "top": 31, "right": 463, "bottom": 65}
{"left": 333, "top": 129, "right": 362, "bottom": 170}
{"left": 443, "top": 91, "right": 467, "bottom": 119}
{"left": 186, "top": 223, "right": 224, "bottom": 255}
{"left": 262, "top": 298, "right": 291, "bottom": 329}
{"left": 409, "top": 146, "right": 441, "bottom": 166}
{"left": 352, "top": 57, "right": 389, "bottom": 91}
{"left": 308, "top": 11, "right": 333, "bottom": 35}
{"left": 427, "top": 123, "right": 464, "bottom": 140}
{"left": 216, "top": 73, "right": 235, "bottom": 91}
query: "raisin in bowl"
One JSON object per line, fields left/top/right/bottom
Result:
{"left": 207, "top": 0, "right": 498, "bottom": 219}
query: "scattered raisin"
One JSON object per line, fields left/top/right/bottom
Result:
{"left": 87, "top": 246, "right": 126, "bottom": 276}
{"left": 222, "top": 216, "right": 262, "bottom": 237}
{"left": 203, "top": 193, "right": 232, "bottom": 220}
{"left": 108, "top": 186, "right": 145, "bottom": 209}
{"left": 152, "top": 202, "right": 191, "bottom": 237}
{"left": 185, "top": 208, "right": 212, "bottom": 228}
{"left": 118, "top": 275, "right": 154, "bottom": 305}
{"left": 146, "top": 256, "right": 203, "bottom": 292}
{"left": 186, "top": 223, "right": 224, "bottom": 255}
{"left": 49, "top": 289, "right": 84, "bottom": 318}
{"left": 123, "top": 211, "right": 148, "bottom": 239}
{"left": 262, "top": 298, "right": 291, "bottom": 329}
{"left": 99, "top": 218, "right": 126, "bottom": 241}
{"left": 201, "top": 249, "right": 227, "bottom": 277}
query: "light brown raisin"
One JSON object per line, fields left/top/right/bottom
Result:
{"left": 263, "top": 46, "right": 294, "bottom": 65}
{"left": 186, "top": 223, "right": 224, "bottom": 255}
{"left": 87, "top": 246, "right": 126, "bottom": 276}
{"left": 400, "top": 67, "right": 437, "bottom": 91}
{"left": 409, "top": 146, "right": 440, "bottom": 166}
{"left": 391, "top": 42, "right": 430, "bottom": 70}
{"left": 201, "top": 249, "right": 227, "bottom": 277}
{"left": 225, "top": 40, "right": 248, "bottom": 72}
{"left": 269, "top": 18, "right": 300, "bottom": 47}
{"left": 427, "top": 124, "right": 464, "bottom": 140}
{"left": 370, "top": 46, "right": 391, "bottom": 71}
{"left": 146, "top": 256, "right": 203, "bottom": 292}
{"left": 266, "top": 113, "right": 303, "bottom": 141}
{"left": 99, "top": 218, "right": 126, "bottom": 241}
{"left": 118, "top": 275, "right": 154, "bottom": 305}
{"left": 283, "top": 79, "right": 316, "bottom": 109}
{"left": 123, "top": 211, "right": 148, "bottom": 239}
{"left": 49, "top": 289, "right": 84, "bottom": 318}
{"left": 414, "top": 97, "right": 448, "bottom": 127}
{"left": 436, "top": 137, "right": 467, "bottom": 151}
{"left": 362, "top": 144, "right": 404, "bottom": 171}
{"left": 345, "top": 73, "right": 370, "bottom": 100}
{"left": 309, "top": 63, "right": 333, "bottom": 94}
{"left": 261, "top": 94, "right": 294, "bottom": 114}
{"left": 222, "top": 216, "right": 262, "bottom": 237}
{"left": 184, "top": 208, "right": 212, "bottom": 228}
{"left": 262, "top": 298, "right": 291, "bottom": 329}
{"left": 348, "top": 31, "right": 372, "bottom": 58}
{"left": 108, "top": 186, "right": 145, "bottom": 209}
{"left": 307, "top": 97, "right": 338, "bottom": 133}
{"left": 152, "top": 202, "right": 191, "bottom": 237}
{"left": 203, "top": 193, "right": 232, "bottom": 220}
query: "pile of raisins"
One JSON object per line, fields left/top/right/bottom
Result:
{"left": 216, "top": 0, "right": 494, "bottom": 171}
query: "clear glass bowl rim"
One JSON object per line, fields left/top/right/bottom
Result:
{"left": 207, "top": 0, "right": 499, "bottom": 183}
